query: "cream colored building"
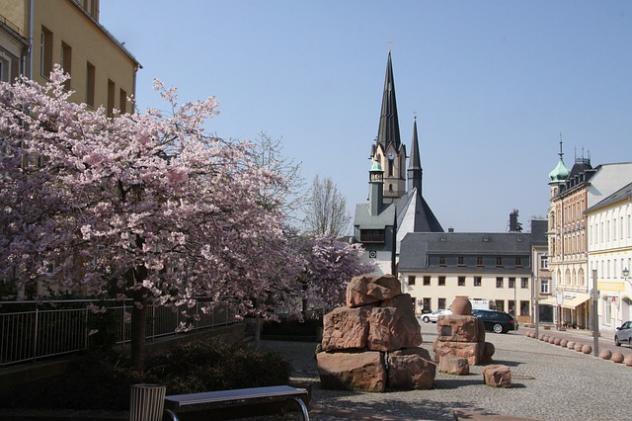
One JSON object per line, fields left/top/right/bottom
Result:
{"left": 586, "top": 181, "right": 632, "bottom": 331}
{"left": 399, "top": 232, "right": 536, "bottom": 324}
{"left": 547, "top": 148, "right": 632, "bottom": 329}
{"left": 0, "top": 0, "right": 139, "bottom": 112}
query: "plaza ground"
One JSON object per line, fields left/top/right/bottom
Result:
{"left": 258, "top": 322, "right": 632, "bottom": 421}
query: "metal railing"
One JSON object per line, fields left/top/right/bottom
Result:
{"left": 0, "top": 300, "right": 237, "bottom": 366}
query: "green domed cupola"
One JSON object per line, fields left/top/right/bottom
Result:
{"left": 549, "top": 136, "right": 569, "bottom": 184}
{"left": 549, "top": 159, "right": 569, "bottom": 183}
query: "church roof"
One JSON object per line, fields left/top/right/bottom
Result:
{"left": 376, "top": 51, "right": 401, "bottom": 151}
{"left": 355, "top": 188, "right": 443, "bottom": 233}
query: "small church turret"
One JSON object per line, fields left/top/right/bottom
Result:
{"left": 407, "top": 116, "right": 423, "bottom": 195}
{"left": 369, "top": 160, "right": 384, "bottom": 216}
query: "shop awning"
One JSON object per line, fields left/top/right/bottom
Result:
{"left": 561, "top": 293, "right": 590, "bottom": 309}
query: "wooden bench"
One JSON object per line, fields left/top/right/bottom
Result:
{"left": 163, "top": 385, "right": 310, "bottom": 420}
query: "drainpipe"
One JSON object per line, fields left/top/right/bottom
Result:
{"left": 28, "top": 0, "right": 34, "bottom": 78}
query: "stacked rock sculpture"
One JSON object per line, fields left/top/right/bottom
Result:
{"left": 432, "top": 296, "right": 495, "bottom": 366}
{"left": 316, "top": 274, "right": 435, "bottom": 392}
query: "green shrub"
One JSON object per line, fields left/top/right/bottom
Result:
{"left": 1, "top": 339, "right": 290, "bottom": 410}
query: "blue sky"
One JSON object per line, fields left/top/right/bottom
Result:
{"left": 102, "top": 0, "right": 632, "bottom": 232}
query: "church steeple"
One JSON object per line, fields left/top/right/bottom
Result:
{"left": 376, "top": 51, "right": 401, "bottom": 150}
{"left": 407, "top": 117, "right": 423, "bottom": 194}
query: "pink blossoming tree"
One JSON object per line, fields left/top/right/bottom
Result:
{"left": 0, "top": 68, "right": 300, "bottom": 370}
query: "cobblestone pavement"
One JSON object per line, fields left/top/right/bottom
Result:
{"left": 250, "top": 322, "right": 632, "bottom": 421}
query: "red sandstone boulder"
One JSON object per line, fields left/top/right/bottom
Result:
{"left": 367, "top": 294, "right": 422, "bottom": 352}
{"left": 433, "top": 340, "right": 483, "bottom": 365}
{"left": 599, "top": 350, "right": 612, "bottom": 359}
{"left": 387, "top": 347, "right": 436, "bottom": 390}
{"left": 560, "top": 339, "right": 568, "bottom": 347}
{"left": 624, "top": 354, "right": 632, "bottom": 367}
{"left": 345, "top": 274, "right": 401, "bottom": 307}
{"left": 480, "top": 341, "right": 495, "bottom": 363}
{"left": 322, "top": 306, "right": 370, "bottom": 351}
{"left": 316, "top": 351, "right": 386, "bottom": 392}
{"left": 438, "top": 355, "right": 469, "bottom": 375}
{"left": 554, "top": 338, "right": 562, "bottom": 345}
{"left": 567, "top": 341, "right": 575, "bottom": 349}
{"left": 451, "top": 296, "right": 472, "bottom": 316}
{"left": 437, "top": 315, "right": 485, "bottom": 343}
{"left": 611, "top": 352, "right": 624, "bottom": 363}
{"left": 482, "top": 364, "right": 512, "bottom": 388}
{"left": 574, "top": 343, "right": 583, "bottom": 352}
{"left": 581, "top": 344, "right": 592, "bottom": 354}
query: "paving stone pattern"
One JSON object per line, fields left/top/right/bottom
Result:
{"left": 247, "top": 322, "right": 632, "bottom": 420}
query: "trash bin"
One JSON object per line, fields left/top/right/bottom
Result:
{"left": 129, "top": 383, "right": 166, "bottom": 421}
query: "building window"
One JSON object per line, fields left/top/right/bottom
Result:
{"left": 474, "top": 276, "right": 482, "bottom": 287}
{"left": 439, "top": 256, "right": 446, "bottom": 266}
{"left": 496, "top": 277, "right": 503, "bottom": 288}
{"left": 508, "top": 277, "right": 515, "bottom": 289}
{"left": 495, "top": 300, "right": 505, "bottom": 312}
{"left": 521, "top": 277, "right": 528, "bottom": 289}
{"left": 458, "top": 276, "right": 465, "bottom": 286}
{"left": 438, "top": 276, "right": 446, "bottom": 286}
{"left": 40, "top": 26, "right": 53, "bottom": 78}
{"left": 388, "top": 184, "right": 393, "bottom": 192}
{"left": 61, "top": 42, "right": 72, "bottom": 90}
{"left": 107, "top": 79, "right": 115, "bottom": 117}
{"left": 476, "top": 256, "right": 483, "bottom": 266}
{"left": 360, "top": 229, "right": 385, "bottom": 243}
{"left": 388, "top": 159, "right": 394, "bottom": 176}
{"left": 515, "top": 256, "right": 522, "bottom": 267}
{"left": 407, "top": 276, "right": 416, "bottom": 286}
{"left": 508, "top": 300, "right": 515, "bottom": 316}
{"left": 457, "top": 256, "right": 464, "bottom": 266}
{"left": 520, "top": 300, "right": 530, "bottom": 316}
{"left": 422, "top": 276, "right": 431, "bottom": 286}
{"left": 422, "top": 297, "right": 431, "bottom": 312}
{"left": 438, "top": 298, "right": 446, "bottom": 310}
{"left": 540, "top": 279, "right": 549, "bottom": 294}
{"left": 119, "top": 88, "right": 127, "bottom": 113}
{"left": 0, "top": 59, "right": 6, "bottom": 82}
{"left": 540, "top": 255, "right": 548, "bottom": 269}
{"left": 496, "top": 256, "right": 503, "bottom": 267}
{"left": 86, "top": 62, "right": 95, "bottom": 107}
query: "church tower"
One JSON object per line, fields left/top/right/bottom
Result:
{"left": 370, "top": 52, "right": 407, "bottom": 203}
{"left": 407, "top": 116, "right": 422, "bottom": 195}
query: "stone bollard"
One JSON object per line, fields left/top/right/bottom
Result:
{"left": 611, "top": 352, "right": 624, "bottom": 364}
{"left": 129, "top": 384, "right": 166, "bottom": 421}
{"left": 599, "top": 350, "right": 612, "bottom": 360}
{"left": 624, "top": 354, "right": 632, "bottom": 367}
{"left": 560, "top": 339, "right": 568, "bottom": 347}
{"left": 567, "top": 341, "right": 575, "bottom": 349}
{"left": 574, "top": 343, "right": 583, "bottom": 352}
{"left": 554, "top": 338, "right": 562, "bottom": 346}
{"left": 581, "top": 344, "right": 592, "bottom": 354}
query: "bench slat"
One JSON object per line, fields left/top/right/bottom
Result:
{"left": 165, "top": 385, "right": 308, "bottom": 409}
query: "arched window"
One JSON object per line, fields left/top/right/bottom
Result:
{"left": 388, "top": 159, "right": 394, "bottom": 176}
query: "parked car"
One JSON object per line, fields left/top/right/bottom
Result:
{"left": 472, "top": 309, "right": 518, "bottom": 333}
{"left": 615, "top": 321, "right": 632, "bottom": 346}
{"left": 421, "top": 309, "right": 452, "bottom": 323}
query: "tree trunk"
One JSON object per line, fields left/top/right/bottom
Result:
{"left": 131, "top": 303, "right": 146, "bottom": 373}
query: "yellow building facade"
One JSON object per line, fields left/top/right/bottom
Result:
{"left": 0, "top": 0, "right": 139, "bottom": 112}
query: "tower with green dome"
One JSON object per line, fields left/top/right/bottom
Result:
{"left": 549, "top": 140, "right": 569, "bottom": 186}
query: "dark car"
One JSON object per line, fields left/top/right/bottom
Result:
{"left": 472, "top": 309, "right": 518, "bottom": 334}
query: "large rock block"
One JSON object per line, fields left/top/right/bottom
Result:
{"left": 322, "top": 306, "right": 370, "bottom": 351}
{"left": 387, "top": 347, "right": 435, "bottom": 390}
{"left": 345, "top": 274, "right": 401, "bottom": 307}
{"left": 482, "top": 364, "right": 512, "bottom": 388}
{"left": 480, "top": 341, "right": 495, "bottom": 363}
{"left": 438, "top": 355, "right": 469, "bottom": 375}
{"left": 437, "top": 315, "right": 485, "bottom": 342}
{"left": 433, "top": 340, "right": 484, "bottom": 365}
{"left": 316, "top": 351, "right": 386, "bottom": 392}
{"left": 368, "top": 294, "right": 422, "bottom": 351}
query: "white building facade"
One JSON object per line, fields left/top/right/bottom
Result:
{"left": 586, "top": 182, "right": 632, "bottom": 331}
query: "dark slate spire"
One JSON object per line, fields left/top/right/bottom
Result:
{"left": 407, "top": 117, "right": 423, "bottom": 194}
{"left": 376, "top": 51, "right": 401, "bottom": 150}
